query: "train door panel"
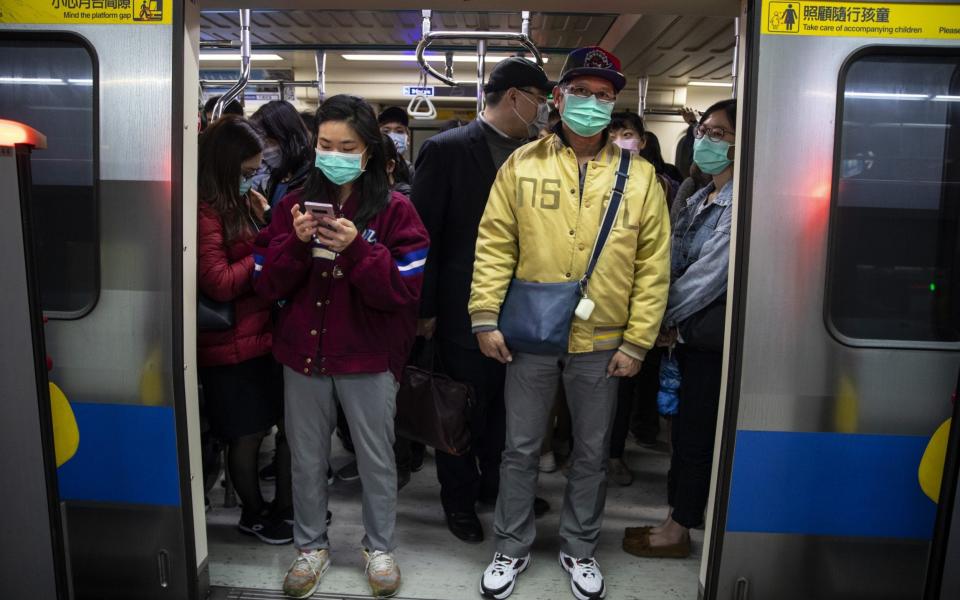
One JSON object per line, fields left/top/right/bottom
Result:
{"left": 708, "top": 2, "right": 960, "bottom": 598}
{"left": 0, "top": 10, "right": 197, "bottom": 599}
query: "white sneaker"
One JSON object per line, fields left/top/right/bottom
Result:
{"left": 559, "top": 552, "right": 606, "bottom": 600}
{"left": 539, "top": 451, "right": 557, "bottom": 473}
{"left": 364, "top": 549, "right": 401, "bottom": 597}
{"left": 282, "top": 549, "right": 330, "bottom": 599}
{"left": 480, "top": 552, "right": 530, "bottom": 599}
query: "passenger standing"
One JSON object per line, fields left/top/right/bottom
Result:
{"left": 254, "top": 95, "right": 429, "bottom": 599}
{"left": 250, "top": 100, "right": 316, "bottom": 208}
{"left": 411, "top": 57, "right": 555, "bottom": 545}
{"left": 471, "top": 47, "right": 671, "bottom": 600}
{"left": 673, "top": 107, "right": 700, "bottom": 179}
{"left": 197, "top": 115, "right": 291, "bottom": 544}
{"left": 201, "top": 95, "right": 243, "bottom": 132}
{"left": 623, "top": 99, "right": 737, "bottom": 559}
{"left": 378, "top": 106, "right": 415, "bottom": 177}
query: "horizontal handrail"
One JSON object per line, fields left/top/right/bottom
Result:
{"left": 415, "top": 31, "right": 543, "bottom": 87}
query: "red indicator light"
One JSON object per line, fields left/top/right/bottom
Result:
{"left": 0, "top": 119, "right": 47, "bottom": 149}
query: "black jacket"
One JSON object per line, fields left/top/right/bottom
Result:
{"left": 411, "top": 119, "right": 498, "bottom": 349}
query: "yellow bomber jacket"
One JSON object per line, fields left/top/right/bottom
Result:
{"left": 468, "top": 134, "right": 671, "bottom": 360}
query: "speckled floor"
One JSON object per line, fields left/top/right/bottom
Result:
{"left": 206, "top": 425, "right": 702, "bottom": 600}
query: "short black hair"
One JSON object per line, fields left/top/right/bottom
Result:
{"left": 484, "top": 90, "right": 506, "bottom": 107}
{"left": 378, "top": 106, "right": 409, "bottom": 128}
{"left": 610, "top": 111, "right": 645, "bottom": 136}
{"left": 203, "top": 95, "right": 243, "bottom": 117}
{"left": 700, "top": 98, "right": 737, "bottom": 130}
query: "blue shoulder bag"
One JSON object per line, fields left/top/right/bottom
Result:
{"left": 498, "top": 149, "right": 632, "bottom": 355}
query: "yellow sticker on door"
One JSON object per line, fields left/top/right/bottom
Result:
{"left": 763, "top": 1, "right": 960, "bottom": 39}
{"left": 0, "top": 0, "right": 171, "bottom": 25}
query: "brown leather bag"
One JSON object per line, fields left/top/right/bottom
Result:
{"left": 395, "top": 342, "right": 473, "bottom": 456}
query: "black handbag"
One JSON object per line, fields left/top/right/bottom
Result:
{"left": 395, "top": 341, "right": 474, "bottom": 456}
{"left": 678, "top": 294, "right": 726, "bottom": 352}
{"left": 198, "top": 293, "right": 235, "bottom": 332}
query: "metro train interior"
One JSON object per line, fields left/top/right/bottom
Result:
{"left": 2, "top": 1, "right": 960, "bottom": 599}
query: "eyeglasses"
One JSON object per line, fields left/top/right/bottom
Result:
{"left": 562, "top": 85, "right": 616, "bottom": 105}
{"left": 517, "top": 88, "right": 548, "bottom": 105}
{"left": 694, "top": 124, "right": 734, "bottom": 142}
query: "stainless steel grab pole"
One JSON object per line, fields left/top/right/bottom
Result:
{"left": 212, "top": 8, "right": 250, "bottom": 120}
{"left": 476, "top": 39, "right": 487, "bottom": 115}
{"left": 315, "top": 50, "right": 327, "bottom": 103}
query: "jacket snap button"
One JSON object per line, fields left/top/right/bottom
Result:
{"left": 584, "top": 202, "right": 592, "bottom": 208}
{"left": 306, "top": 358, "right": 312, "bottom": 364}
{"left": 569, "top": 230, "right": 575, "bottom": 236}
{"left": 321, "top": 328, "right": 327, "bottom": 334}
{"left": 325, "top": 299, "right": 331, "bottom": 305}
{"left": 303, "top": 368, "right": 310, "bottom": 374}
{"left": 316, "top": 301, "right": 322, "bottom": 308}
{"left": 565, "top": 272, "right": 571, "bottom": 278}
{"left": 578, "top": 244, "right": 585, "bottom": 251}
{"left": 569, "top": 188, "right": 576, "bottom": 194}
{"left": 310, "top": 329, "right": 318, "bottom": 336}
{"left": 322, "top": 272, "right": 329, "bottom": 278}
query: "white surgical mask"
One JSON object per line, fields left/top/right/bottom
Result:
{"left": 387, "top": 131, "right": 408, "bottom": 155}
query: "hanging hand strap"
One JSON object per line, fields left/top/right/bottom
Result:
{"left": 580, "top": 148, "right": 632, "bottom": 291}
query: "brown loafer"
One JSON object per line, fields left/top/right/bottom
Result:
{"left": 622, "top": 533, "right": 691, "bottom": 559}
{"left": 624, "top": 525, "right": 654, "bottom": 539}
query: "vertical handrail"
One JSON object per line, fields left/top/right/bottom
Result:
{"left": 638, "top": 76, "right": 649, "bottom": 117}
{"left": 212, "top": 8, "right": 251, "bottom": 120}
{"left": 476, "top": 39, "right": 487, "bottom": 115}
{"left": 731, "top": 17, "right": 740, "bottom": 98}
{"left": 315, "top": 50, "right": 327, "bottom": 103}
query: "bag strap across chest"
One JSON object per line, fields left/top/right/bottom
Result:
{"left": 581, "top": 148, "right": 632, "bottom": 291}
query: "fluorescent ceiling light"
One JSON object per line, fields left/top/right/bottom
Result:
{"left": 688, "top": 81, "right": 732, "bottom": 87}
{"left": 342, "top": 53, "right": 548, "bottom": 64}
{"left": 199, "top": 53, "right": 284, "bottom": 62}
{"left": 0, "top": 77, "right": 66, "bottom": 85}
{"left": 67, "top": 78, "right": 93, "bottom": 85}
{"left": 844, "top": 91, "right": 928, "bottom": 100}
{"left": 932, "top": 94, "right": 960, "bottom": 102}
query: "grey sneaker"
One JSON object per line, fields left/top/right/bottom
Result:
{"left": 364, "top": 549, "right": 401, "bottom": 597}
{"left": 282, "top": 549, "right": 329, "bottom": 599}
{"left": 608, "top": 458, "right": 634, "bottom": 487}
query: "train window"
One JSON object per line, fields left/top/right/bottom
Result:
{"left": 0, "top": 36, "right": 98, "bottom": 317}
{"left": 828, "top": 51, "right": 960, "bottom": 345}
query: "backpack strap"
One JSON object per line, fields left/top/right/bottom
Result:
{"left": 581, "top": 148, "right": 632, "bottom": 291}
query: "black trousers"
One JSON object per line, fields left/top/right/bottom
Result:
{"left": 667, "top": 346, "right": 723, "bottom": 529}
{"left": 434, "top": 338, "right": 507, "bottom": 513}
{"left": 611, "top": 347, "right": 663, "bottom": 457}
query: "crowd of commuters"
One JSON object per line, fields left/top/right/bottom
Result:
{"left": 197, "top": 45, "right": 734, "bottom": 600}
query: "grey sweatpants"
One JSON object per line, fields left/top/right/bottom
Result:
{"left": 283, "top": 367, "right": 399, "bottom": 552}
{"left": 494, "top": 351, "right": 619, "bottom": 559}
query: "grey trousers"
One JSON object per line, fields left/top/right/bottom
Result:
{"left": 494, "top": 351, "right": 619, "bottom": 559}
{"left": 283, "top": 367, "right": 399, "bottom": 552}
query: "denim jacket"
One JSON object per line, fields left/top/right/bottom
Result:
{"left": 663, "top": 180, "right": 733, "bottom": 328}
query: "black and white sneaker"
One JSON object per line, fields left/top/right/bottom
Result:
{"left": 559, "top": 552, "right": 606, "bottom": 600}
{"left": 238, "top": 514, "right": 294, "bottom": 545}
{"left": 480, "top": 553, "right": 529, "bottom": 599}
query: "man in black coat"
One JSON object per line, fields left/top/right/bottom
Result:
{"left": 411, "top": 57, "right": 554, "bottom": 543}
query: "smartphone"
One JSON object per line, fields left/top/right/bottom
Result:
{"left": 303, "top": 201, "right": 337, "bottom": 230}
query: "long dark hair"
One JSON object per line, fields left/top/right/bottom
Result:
{"left": 251, "top": 100, "right": 314, "bottom": 180}
{"left": 198, "top": 115, "right": 264, "bottom": 242}
{"left": 639, "top": 131, "right": 667, "bottom": 174}
{"left": 300, "top": 95, "right": 391, "bottom": 233}
{"left": 383, "top": 132, "right": 412, "bottom": 188}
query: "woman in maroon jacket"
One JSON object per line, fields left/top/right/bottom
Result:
{"left": 254, "top": 95, "right": 429, "bottom": 599}
{"left": 197, "top": 115, "right": 292, "bottom": 545}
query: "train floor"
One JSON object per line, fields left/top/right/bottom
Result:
{"left": 206, "top": 424, "right": 701, "bottom": 600}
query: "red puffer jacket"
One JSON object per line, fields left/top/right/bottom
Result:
{"left": 197, "top": 202, "right": 273, "bottom": 367}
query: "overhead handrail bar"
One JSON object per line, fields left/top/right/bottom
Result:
{"left": 731, "top": 17, "right": 740, "bottom": 98}
{"left": 407, "top": 71, "right": 438, "bottom": 120}
{"left": 201, "top": 79, "right": 321, "bottom": 88}
{"left": 415, "top": 10, "right": 543, "bottom": 88}
{"left": 212, "top": 8, "right": 251, "bottom": 121}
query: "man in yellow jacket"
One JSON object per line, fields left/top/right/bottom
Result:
{"left": 471, "top": 47, "right": 671, "bottom": 600}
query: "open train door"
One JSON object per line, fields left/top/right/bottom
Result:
{"left": 703, "top": 1, "right": 960, "bottom": 598}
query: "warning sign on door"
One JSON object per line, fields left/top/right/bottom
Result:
{"left": 763, "top": 1, "right": 960, "bottom": 39}
{"left": 0, "top": 0, "right": 171, "bottom": 25}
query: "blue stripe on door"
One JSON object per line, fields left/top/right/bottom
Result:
{"left": 727, "top": 430, "right": 936, "bottom": 539}
{"left": 56, "top": 402, "right": 181, "bottom": 506}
